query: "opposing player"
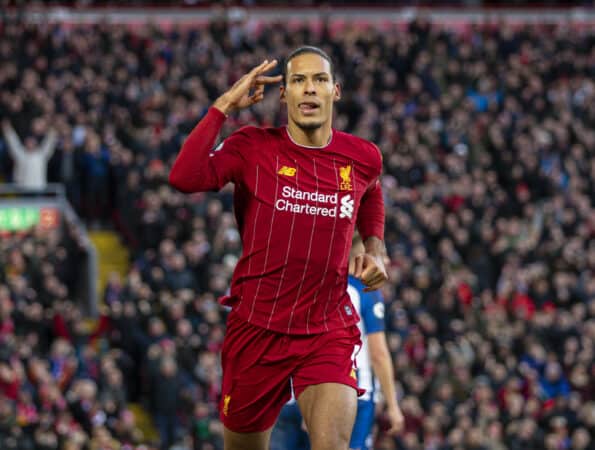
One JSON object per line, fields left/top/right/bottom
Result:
{"left": 271, "top": 234, "right": 404, "bottom": 450}
{"left": 346, "top": 233, "right": 404, "bottom": 449}
{"left": 169, "top": 46, "right": 388, "bottom": 450}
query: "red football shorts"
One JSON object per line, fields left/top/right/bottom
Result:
{"left": 219, "top": 309, "right": 364, "bottom": 433}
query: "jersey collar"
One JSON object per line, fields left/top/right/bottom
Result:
{"left": 284, "top": 126, "right": 334, "bottom": 150}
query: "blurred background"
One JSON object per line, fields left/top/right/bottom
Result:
{"left": 0, "top": 1, "right": 594, "bottom": 450}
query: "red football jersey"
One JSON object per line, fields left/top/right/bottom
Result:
{"left": 170, "top": 108, "right": 384, "bottom": 334}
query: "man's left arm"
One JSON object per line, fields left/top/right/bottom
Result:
{"left": 357, "top": 179, "right": 384, "bottom": 246}
{"left": 354, "top": 179, "right": 387, "bottom": 291}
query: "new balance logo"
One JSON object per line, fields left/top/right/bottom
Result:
{"left": 278, "top": 166, "right": 297, "bottom": 176}
{"left": 339, "top": 194, "right": 354, "bottom": 219}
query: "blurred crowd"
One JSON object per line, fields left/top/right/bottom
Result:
{"left": 1, "top": 11, "right": 594, "bottom": 450}
{"left": 0, "top": 220, "right": 141, "bottom": 450}
{"left": 3, "top": 1, "right": 594, "bottom": 7}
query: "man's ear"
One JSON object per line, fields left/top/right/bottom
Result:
{"left": 334, "top": 83, "right": 341, "bottom": 101}
{"left": 280, "top": 85, "right": 286, "bottom": 103}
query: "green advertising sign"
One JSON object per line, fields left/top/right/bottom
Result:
{"left": 0, "top": 207, "right": 41, "bottom": 231}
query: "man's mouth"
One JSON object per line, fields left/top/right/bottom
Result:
{"left": 298, "top": 102, "right": 320, "bottom": 113}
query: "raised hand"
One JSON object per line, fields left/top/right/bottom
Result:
{"left": 213, "top": 59, "right": 282, "bottom": 115}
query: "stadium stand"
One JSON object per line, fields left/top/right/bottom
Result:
{"left": 0, "top": 4, "right": 594, "bottom": 450}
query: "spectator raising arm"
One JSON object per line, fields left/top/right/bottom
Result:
{"left": 40, "top": 127, "right": 58, "bottom": 160}
{"left": 1, "top": 119, "right": 57, "bottom": 190}
{"left": 2, "top": 119, "right": 26, "bottom": 161}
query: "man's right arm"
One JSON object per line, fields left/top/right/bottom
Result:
{"left": 169, "top": 59, "right": 281, "bottom": 194}
{"left": 168, "top": 107, "right": 237, "bottom": 193}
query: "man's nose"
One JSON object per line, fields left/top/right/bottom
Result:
{"left": 304, "top": 79, "right": 316, "bottom": 94}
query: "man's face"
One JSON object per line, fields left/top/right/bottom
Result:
{"left": 281, "top": 53, "right": 340, "bottom": 131}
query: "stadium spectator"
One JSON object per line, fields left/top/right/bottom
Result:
{"left": 1, "top": 119, "right": 57, "bottom": 190}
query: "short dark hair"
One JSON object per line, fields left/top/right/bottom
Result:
{"left": 282, "top": 46, "right": 335, "bottom": 85}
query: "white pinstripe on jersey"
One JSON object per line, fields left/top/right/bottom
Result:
{"left": 248, "top": 158, "right": 279, "bottom": 323}
{"left": 267, "top": 159, "right": 299, "bottom": 329}
{"left": 237, "top": 164, "right": 261, "bottom": 311}
{"left": 322, "top": 159, "right": 346, "bottom": 330}
{"left": 287, "top": 158, "right": 318, "bottom": 334}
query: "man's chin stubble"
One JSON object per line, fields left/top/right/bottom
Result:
{"left": 296, "top": 120, "right": 324, "bottom": 131}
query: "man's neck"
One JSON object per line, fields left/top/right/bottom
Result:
{"left": 286, "top": 122, "right": 332, "bottom": 148}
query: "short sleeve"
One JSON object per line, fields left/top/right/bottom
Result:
{"left": 360, "top": 289, "right": 385, "bottom": 335}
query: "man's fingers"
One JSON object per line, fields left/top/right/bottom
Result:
{"left": 259, "top": 59, "right": 278, "bottom": 73}
{"left": 249, "top": 92, "right": 264, "bottom": 104}
{"left": 249, "top": 93, "right": 265, "bottom": 105}
{"left": 364, "top": 275, "right": 385, "bottom": 288}
{"left": 250, "top": 59, "right": 270, "bottom": 75}
{"left": 362, "top": 271, "right": 388, "bottom": 292}
{"left": 235, "top": 60, "right": 270, "bottom": 90}
{"left": 361, "top": 265, "right": 383, "bottom": 283}
{"left": 253, "top": 84, "right": 265, "bottom": 96}
{"left": 364, "top": 275, "right": 387, "bottom": 290}
{"left": 255, "top": 75, "right": 283, "bottom": 84}
{"left": 226, "top": 60, "right": 279, "bottom": 110}
{"left": 352, "top": 255, "right": 364, "bottom": 278}
{"left": 348, "top": 258, "right": 356, "bottom": 275}
{"left": 251, "top": 59, "right": 278, "bottom": 77}
{"left": 360, "top": 265, "right": 373, "bottom": 281}
{"left": 249, "top": 82, "right": 265, "bottom": 102}
{"left": 249, "top": 84, "right": 265, "bottom": 102}
{"left": 357, "top": 254, "right": 388, "bottom": 287}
